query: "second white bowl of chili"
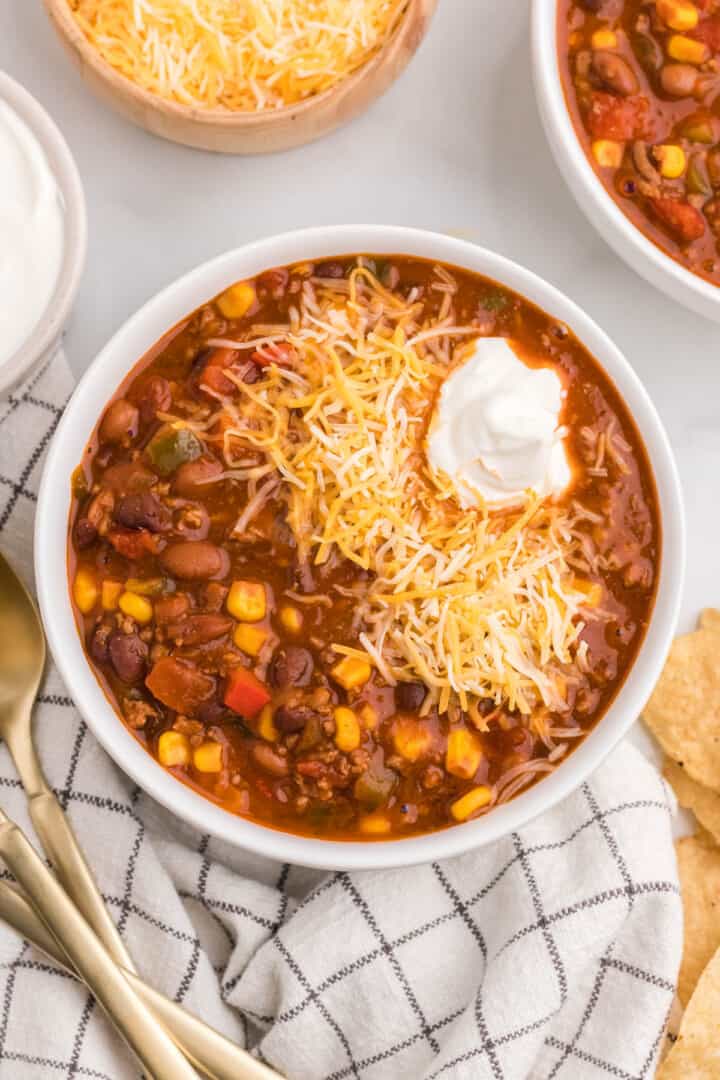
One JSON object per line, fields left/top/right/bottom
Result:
{"left": 35, "top": 226, "right": 684, "bottom": 871}
{"left": 533, "top": 0, "right": 720, "bottom": 323}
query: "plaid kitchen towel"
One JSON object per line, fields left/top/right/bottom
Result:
{"left": 0, "top": 352, "right": 682, "bottom": 1080}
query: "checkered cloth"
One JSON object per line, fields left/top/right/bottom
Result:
{"left": 0, "top": 352, "right": 682, "bottom": 1080}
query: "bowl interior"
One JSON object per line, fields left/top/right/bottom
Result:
{"left": 35, "top": 226, "right": 685, "bottom": 870}
{"left": 531, "top": 0, "right": 720, "bottom": 323}
{"left": 0, "top": 73, "right": 86, "bottom": 396}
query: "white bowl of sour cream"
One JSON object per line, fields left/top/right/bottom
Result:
{"left": 0, "top": 73, "right": 86, "bottom": 397}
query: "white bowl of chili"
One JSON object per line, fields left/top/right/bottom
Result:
{"left": 35, "top": 226, "right": 684, "bottom": 871}
{"left": 532, "top": 0, "right": 720, "bottom": 323}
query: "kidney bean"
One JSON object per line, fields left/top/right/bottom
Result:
{"left": 89, "top": 624, "right": 112, "bottom": 665}
{"left": 252, "top": 742, "right": 289, "bottom": 777}
{"left": 114, "top": 493, "right": 171, "bottom": 533}
{"left": 165, "top": 613, "right": 233, "bottom": 645}
{"left": 395, "top": 680, "right": 426, "bottom": 712}
{"left": 99, "top": 398, "right": 139, "bottom": 445}
{"left": 160, "top": 541, "right": 229, "bottom": 581}
{"left": 109, "top": 632, "right": 148, "bottom": 683}
{"left": 75, "top": 518, "right": 98, "bottom": 549}
{"left": 591, "top": 52, "right": 638, "bottom": 98}
{"left": 133, "top": 375, "right": 172, "bottom": 426}
{"left": 268, "top": 647, "right": 314, "bottom": 689}
{"left": 146, "top": 656, "right": 215, "bottom": 713}
{"left": 173, "top": 457, "right": 223, "bottom": 497}
{"left": 275, "top": 704, "right": 315, "bottom": 734}
{"left": 154, "top": 593, "right": 190, "bottom": 623}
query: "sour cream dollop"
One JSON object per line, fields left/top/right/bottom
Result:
{"left": 427, "top": 337, "right": 572, "bottom": 509}
{"left": 0, "top": 100, "right": 64, "bottom": 368}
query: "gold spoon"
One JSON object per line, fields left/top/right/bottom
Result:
{"left": 0, "top": 881, "right": 281, "bottom": 1080}
{"left": 0, "top": 552, "right": 197, "bottom": 1077}
{"left": 0, "top": 551, "right": 281, "bottom": 1080}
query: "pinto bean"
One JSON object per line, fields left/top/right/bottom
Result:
{"left": 145, "top": 656, "right": 215, "bottom": 713}
{"left": 252, "top": 743, "right": 289, "bottom": 777}
{"left": 114, "top": 493, "right": 170, "bottom": 533}
{"left": 274, "top": 704, "right": 315, "bottom": 734}
{"left": 314, "top": 261, "right": 345, "bottom": 279}
{"left": 165, "top": 614, "right": 233, "bottom": 645}
{"left": 99, "top": 399, "right": 139, "bottom": 445}
{"left": 109, "top": 632, "right": 148, "bottom": 683}
{"left": 591, "top": 52, "right": 638, "bottom": 98}
{"left": 173, "top": 457, "right": 223, "bottom": 497}
{"left": 395, "top": 680, "right": 426, "bottom": 712}
{"left": 102, "top": 462, "right": 155, "bottom": 494}
{"left": 268, "top": 647, "right": 314, "bottom": 689}
{"left": 660, "top": 63, "right": 698, "bottom": 98}
{"left": 154, "top": 593, "right": 190, "bottom": 623}
{"left": 160, "top": 541, "right": 229, "bottom": 581}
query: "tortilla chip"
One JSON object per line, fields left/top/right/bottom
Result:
{"left": 676, "top": 834, "right": 720, "bottom": 1006}
{"left": 700, "top": 607, "right": 720, "bottom": 633}
{"left": 657, "top": 946, "right": 720, "bottom": 1079}
{"left": 664, "top": 759, "right": 720, "bottom": 845}
{"left": 643, "top": 624, "right": 720, "bottom": 792}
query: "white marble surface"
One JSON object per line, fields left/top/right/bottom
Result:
{"left": 3, "top": 0, "right": 717, "bottom": 636}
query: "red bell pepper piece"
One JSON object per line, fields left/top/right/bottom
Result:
{"left": 223, "top": 667, "right": 271, "bottom": 718}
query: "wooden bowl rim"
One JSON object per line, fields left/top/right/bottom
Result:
{"left": 45, "top": 0, "right": 432, "bottom": 129}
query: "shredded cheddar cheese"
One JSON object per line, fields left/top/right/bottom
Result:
{"left": 69, "top": 0, "right": 409, "bottom": 111}
{"left": 173, "top": 264, "right": 605, "bottom": 724}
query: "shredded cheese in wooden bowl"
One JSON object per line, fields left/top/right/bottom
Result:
{"left": 167, "top": 265, "right": 603, "bottom": 736}
{"left": 68, "top": 0, "right": 410, "bottom": 111}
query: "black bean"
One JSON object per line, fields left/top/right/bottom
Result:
{"left": 114, "top": 493, "right": 170, "bottom": 533}
{"left": 196, "top": 699, "right": 228, "bottom": 725}
{"left": 75, "top": 518, "right": 98, "bottom": 549}
{"left": 109, "top": 632, "right": 148, "bottom": 683}
{"left": 275, "top": 705, "right": 315, "bottom": 734}
{"left": 268, "top": 647, "right": 314, "bottom": 689}
{"left": 395, "top": 680, "right": 426, "bottom": 712}
{"left": 89, "top": 624, "right": 112, "bottom": 665}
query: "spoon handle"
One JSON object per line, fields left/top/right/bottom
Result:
{"left": 0, "top": 814, "right": 197, "bottom": 1080}
{"left": 0, "top": 882, "right": 282, "bottom": 1080}
{"left": 29, "top": 788, "right": 135, "bottom": 970}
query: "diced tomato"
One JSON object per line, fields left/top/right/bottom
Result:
{"left": 199, "top": 347, "right": 240, "bottom": 396}
{"left": 223, "top": 667, "right": 271, "bottom": 718}
{"left": 146, "top": 656, "right": 215, "bottom": 713}
{"left": 587, "top": 92, "right": 649, "bottom": 141}
{"left": 108, "top": 528, "right": 162, "bottom": 560}
{"left": 648, "top": 197, "right": 706, "bottom": 242}
{"left": 692, "top": 14, "right": 720, "bottom": 50}
{"left": 251, "top": 342, "right": 296, "bottom": 368}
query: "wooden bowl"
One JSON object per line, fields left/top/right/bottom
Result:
{"left": 43, "top": 0, "right": 437, "bottom": 154}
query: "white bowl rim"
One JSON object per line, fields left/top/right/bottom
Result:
{"left": 531, "top": 0, "right": 720, "bottom": 323}
{"left": 0, "top": 72, "right": 87, "bottom": 396}
{"left": 34, "top": 224, "right": 685, "bottom": 871}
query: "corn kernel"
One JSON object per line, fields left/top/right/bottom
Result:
{"left": 331, "top": 655, "right": 371, "bottom": 691}
{"left": 667, "top": 33, "right": 708, "bottom": 64}
{"left": 446, "top": 729, "right": 484, "bottom": 780}
{"left": 118, "top": 591, "right": 153, "bottom": 624}
{"left": 655, "top": 144, "right": 687, "bottom": 178}
{"left": 158, "top": 731, "right": 191, "bottom": 768}
{"left": 258, "top": 704, "right": 278, "bottom": 742}
{"left": 101, "top": 580, "right": 123, "bottom": 611}
{"left": 592, "top": 139, "right": 625, "bottom": 168}
{"left": 334, "top": 707, "right": 361, "bottom": 752}
{"left": 193, "top": 742, "right": 224, "bottom": 773}
{"left": 216, "top": 281, "right": 256, "bottom": 320}
{"left": 359, "top": 703, "right": 378, "bottom": 730}
{"left": 450, "top": 786, "right": 492, "bottom": 822}
{"left": 657, "top": 0, "right": 699, "bottom": 31}
{"left": 233, "top": 623, "right": 268, "bottom": 657}
{"left": 359, "top": 813, "right": 392, "bottom": 835}
{"left": 73, "top": 569, "right": 98, "bottom": 614}
{"left": 591, "top": 29, "right": 618, "bottom": 49}
{"left": 227, "top": 580, "right": 266, "bottom": 622}
{"left": 392, "top": 717, "right": 433, "bottom": 763}
{"left": 278, "top": 604, "right": 303, "bottom": 634}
